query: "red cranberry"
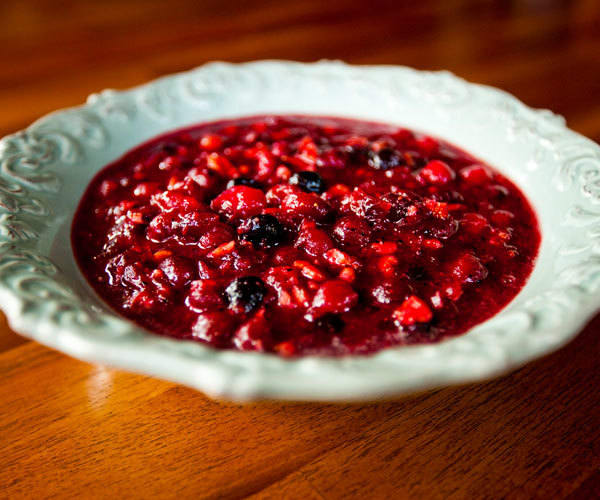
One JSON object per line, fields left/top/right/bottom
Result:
{"left": 265, "top": 183, "right": 298, "bottom": 205}
{"left": 308, "top": 280, "right": 358, "bottom": 318}
{"left": 393, "top": 296, "right": 433, "bottom": 326}
{"left": 449, "top": 253, "right": 488, "bottom": 284}
{"left": 232, "top": 310, "right": 271, "bottom": 351}
{"left": 191, "top": 311, "right": 234, "bottom": 345}
{"left": 419, "top": 160, "right": 455, "bottom": 186}
{"left": 368, "top": 278, "right": 412, "bottom": 305}
{"left": 210, "top": 186, "right": 266, "bottom": 220}
{"left": 158, "top": 256, "right": 194, "bottom": 289}
{"left": 332, "top": 215, "right": 372, "bottom": 253}
{"left": 151, "top": 190, "right": 202, "bottom": 212}
{"left": 340, "top": 188, "right": 389, "bottom": 222}
{"left": 491, "top": 209, "right": 514, "bottom": 227}
{"left": 281, "top": 191, "right": 332, "bottom": 222}
{"left": 461, "top": 212, "right": 489, "bottom": 235}
{"left": 295, "top": 221, "right": 334, "bottom": 258}
{"left": 459, "top": 165, "right": 493, "bottom": 186}
{"left": 186, "top": 279, "right": 224, "bottom": 311}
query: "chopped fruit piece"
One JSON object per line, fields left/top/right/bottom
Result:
{"left": 393, "top": 296, "right": 433, "bottom": 326}
{"left": 233, "top": 310, "right": 271, "bottom": 351}
{"left": 323, "top": 248, "right": 360, "bottom": 270}
{"left": 73, "top": 115, "right": 539, "bottom": 356}
{"left": 153, "top": 249, "right": 172, "bottom": 260}
{"left": 209, "top": 240, "right": 236, "bottom": 258}
{"left": 191, "top": 312, "right": 233, "bottom": 345}
{"left": 338, "top": 267, "right": 356, "bottom": 283}
{"left": 371, "top": 242, "right": 397, "bottom": 255}
{"left": 274, "top": 341, "right": 296, "bottom": 356}
{"left": 377, "top": 255, "right": 399, "bottom": 277}
{"left": 293, "top": 260, "right": 327, "bottom": 282}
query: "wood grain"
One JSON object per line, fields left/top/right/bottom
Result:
{"left": 1, "top": 1, "right": 599, "bottom": 498}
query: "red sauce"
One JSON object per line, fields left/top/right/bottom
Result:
{"left": 72, "top": 116, "right": 540, "bottom": 356}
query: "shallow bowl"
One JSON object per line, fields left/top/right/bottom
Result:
{"left": 1, "top": 60, "right": 599, "bottom": 401}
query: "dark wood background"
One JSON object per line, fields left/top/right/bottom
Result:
{"left": 1, "top": 1, "right": 599, "bottom": 498}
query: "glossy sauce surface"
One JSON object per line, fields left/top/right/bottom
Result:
{"left": 72, "top": 116, "right": 540, "bottom": 356}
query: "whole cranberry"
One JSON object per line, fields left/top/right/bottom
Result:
{"left": 367, "top": 278, "right": 412, "bottom": 305}
{"left": 332, "top": 215, "right": 372, "bottom": 253}
{"left": 150, "top": 190, "right": 202, "bottom": 212}
{"left": 198, "top": 222, "right": 235, "bottom": 251}
{"left": 281, "top": 191, "right": 332, "bottom": 222}
{"left": 449, "top": 253, "right": 488, "bottom": 284}
{"left": 295, "top": 221, "right": 334, "bottom": 258}
{"left": 419, "top": 160, "right": 456, "bottom": 186}
{"left": 186, "top": 279, "right": 224, "bottom": 311}
{"left": 158, "top": 256, "right": 195, "bottom": 289}
{"left": 459, "top": 165, "right": 493, "bottom": 186}
{"left": 210, "top": 185, "right": 266, "bottom": 220}
{"left": 309, "top": 280, "right": 358, "bottom": 318}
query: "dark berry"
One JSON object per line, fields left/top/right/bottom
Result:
{"left": 239, "top": 214, "right": 285, "bottom": 249}
{"left": 289, "top": 171, "right": 325, "bottom": 194}
{"left": 227, "top": 177, "right": 262, "bottom": 189}
{"left": 368, "top": 147, "right": 403, "bottom": 170}
{"left": 225, "top": 276, "right": 267, "bottom": 314}
{"left": 316, "top": 313, "right": 345, "bottom": 334}
{"left": 342, "top": 145, "right": 368, "bottom": 164}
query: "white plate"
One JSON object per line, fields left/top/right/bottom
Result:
{"left": 1, "top": 60, "right": 599, "bottom": 401}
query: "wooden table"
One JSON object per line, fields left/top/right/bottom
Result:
{"left": 2, "top": 1, "right": 600, "bottom": 498}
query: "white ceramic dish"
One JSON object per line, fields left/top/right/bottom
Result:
{"left": 1, "top": 60, "right": 599, "bottom": 401}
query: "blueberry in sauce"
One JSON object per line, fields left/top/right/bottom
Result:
{"left": 289, "top": 171, "right": 325, "bottom": 193}
{"left": 239, "top": 214, "right": 285, "bottom": 249}
{"left": 226, "top": 177, "right": 262, "bottom": 189}
{"left": 368, "top": 147, "right": 403, "bottom": 170}
{"left": 225, "top": 276, "right": 267, "bottom": 314}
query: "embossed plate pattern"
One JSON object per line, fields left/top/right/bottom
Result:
{"left": 0, "top": 61, "right": 599, "bottom": 401}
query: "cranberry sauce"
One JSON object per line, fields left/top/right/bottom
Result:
{"left": 72, "top": 116, "right": 540, "bottom": 356}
